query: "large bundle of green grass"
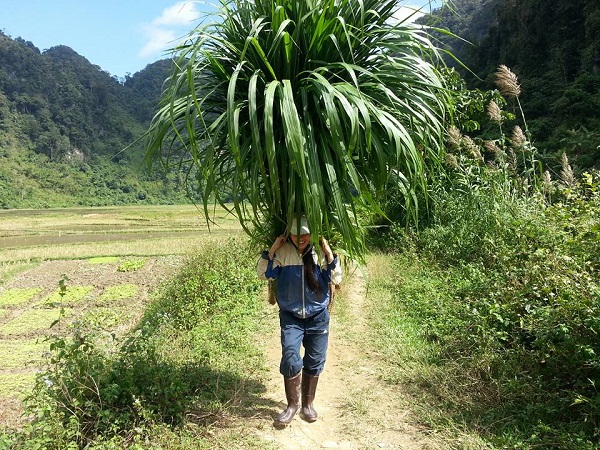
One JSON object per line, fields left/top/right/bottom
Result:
{"left": 145, "top": 0, "right": 449, "bottom": 260}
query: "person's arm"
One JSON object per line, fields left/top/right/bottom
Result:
{"left": 268, "top": 235, "right": 287, "bottom": 260}
{"left": 319, "top": 237, "right": 334, "bottom": 264}
{"left": 320, "top": 237, "right": 342, "bottom": 285}
{"left": 257, "top": 235, "right": 287, "bottom": 280}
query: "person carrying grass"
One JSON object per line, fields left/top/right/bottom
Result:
{"left": 258, "top": 215, "right": 342, "bottom": 425}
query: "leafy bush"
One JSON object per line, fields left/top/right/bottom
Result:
{"left": 146, "top": 238, "right": 262, "bottom": 331}
{"left": 378, "top": 168, "right": 600, "bottom": 448}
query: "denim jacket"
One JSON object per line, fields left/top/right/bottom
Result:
{"left": 257, "top": 241, "right": 342, "bottom": 319}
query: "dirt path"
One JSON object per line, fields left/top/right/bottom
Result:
{"left": 250, "top": 268, "right": 430, "bottom": 450}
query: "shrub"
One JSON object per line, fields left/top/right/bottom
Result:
{"left": 146, "top": 238, "right": 261, "bottom": 331}
{"left": 377, "top": 166, "right": 600, "bottom": 447}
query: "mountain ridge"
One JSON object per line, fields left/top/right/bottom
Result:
{"left": 0, "top": 31, "right": 189, "bottom": 209}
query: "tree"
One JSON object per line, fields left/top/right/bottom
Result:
{"left": 144, "top": 0, "right": 449, "bottom": 260}
{"left": 36, "top": 130, "right": 71, "bottom": 161}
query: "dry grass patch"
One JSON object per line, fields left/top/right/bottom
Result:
{"left": 366, "top": 252, "right": 398, "bottom": 281}
{"left": 0, "top": 233, "right": 243, "bottom": 265}
{"left": 339, "top": 385, "right": 373, "bottom": 418}
{"left": 0, "top": 205, "right": 243, "bottom": 278}
{"left": 0, "top": 261, "right": 39, "bottom": 286}
{"left": 80, "top": 307, "right": 136, "bottom": 331}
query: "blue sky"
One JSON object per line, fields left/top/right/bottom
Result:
{"left": 1, "top": 0, "right": 442, "bottom": 79}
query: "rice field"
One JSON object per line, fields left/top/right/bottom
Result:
{"left": 0, "top": 204, "right": 243, "bottom": 426}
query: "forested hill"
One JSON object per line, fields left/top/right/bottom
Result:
{"left": 0, "top": 31, "right": 185, "bottom": 209}
{"left": 2, "top": 2, "right": 599, "bottom": 210}
{"left": 426, "top": 0, "right": 600, "bottom": 168}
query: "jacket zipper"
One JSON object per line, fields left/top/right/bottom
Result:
{"left": 300, "top": 250, "right": 306, "bottom": 318}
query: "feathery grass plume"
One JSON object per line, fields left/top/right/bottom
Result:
{"left": 444, "top": 153, "right": 459, "bottom": 169}
{"left": 446, "top": 126, "right": 462, "bottom": 150}
{"left": 486, "top": 100, "right": 503, "bottom": 124}
{"left": 507, "top": 149, "right": 518, "bottom": 173}
{"left": 542, "top": 170, "right": 553, "bottom": 195}
{"left": 495, "top": 65, "right": 521, "bottom": 98}
{"left": 486, "top": 160, "right": 498, "bottom": 170}
{"left": 484, "top": 140, "right": 501, "bottom": 155}
{"left": 462, "top": 136, "right": 483, "bottom": 161}
{"left": 510, "top": 126, "right": 527, "bottom": 148}
{"left": 560, "top": 152, "right": 575, "bottom": 187}
{"left": 493, "top": 147, "right": 507, "bottom": 163}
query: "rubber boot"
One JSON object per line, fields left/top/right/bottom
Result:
{"left": 276, "top": 372, "right": 301, "bottom": 424}
{"left": 301, "top": 370, "right": 319, "bottom": 422}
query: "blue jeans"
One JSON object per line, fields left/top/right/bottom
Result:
{"left": 279, "top": 308, "right": 330, "bottom": 377}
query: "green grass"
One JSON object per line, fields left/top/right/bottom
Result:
{"left": 0, "top": 373, "right": 36, "bottom": 398}
{"left": 0, "top": 288, "right": 43, "bottom": 307}
{"left": 368, "top": 172, "right": 600, "bottom": 450}
{"left": 0, "top": 339, "right": 47, "bottom": 369}
{"left": 117, "top": 258, "right": 146, "bottom": 272}
{"left": 366, "top": 252, "right": 493, "bottom": 449}
{"left": 38, "top": 286, "right": 94, "bottom": 307}
{"left": 0, "top": 309, "right": 74, "bottom": 337}
{"left": 97, "top": 284, "right": 138, "bottom": 303}
{"left": 87, "top": 256, "right": 119, "bottom": 265}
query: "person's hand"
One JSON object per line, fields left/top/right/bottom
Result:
{"left": 319, "top": 237, "right": 334, "bottom": 263}
{"left": 268, "top": 235, "right": 287, "bottom": 258}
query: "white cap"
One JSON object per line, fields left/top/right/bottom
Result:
{"left": 290, "top": 215, "right": 310, "bottom": 235}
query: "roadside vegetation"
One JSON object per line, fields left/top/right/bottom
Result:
{"left": 1, "top": 238, "right": 268, "bottom": 450}
{"left": 0, "top": 171, "right": 598, "bottom": 449}
{"left": 370, "top": 171, "right": 599, "bottom": 449}
{"left": 2, "top": 162, "right": 597, "bottom": 449}
{"left": 367, "top": 69, "right": 600, "bottom": 448}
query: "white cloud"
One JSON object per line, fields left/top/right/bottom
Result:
{"left": 139, "top": 27, "right": 179, "bottom": 58}
{"left": 153, "top": 2, "right": 199, "bottom": 27}
{"left": 138, "top": 2, "right": 201, "bottom": 59}
{"left": 392, "top": 5, "right": 426, "bottom": 24}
